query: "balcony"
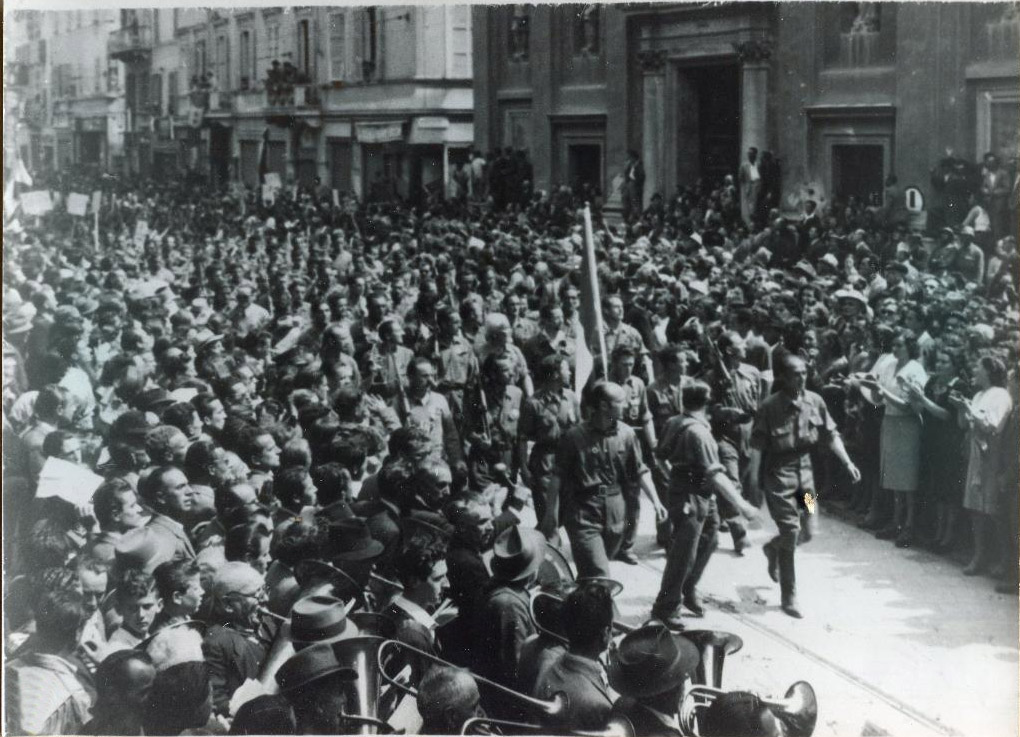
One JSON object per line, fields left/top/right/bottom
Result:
{"left": 234, "top": 83, "right": 320, "bottom": 115}
{"left": 108, "top": 25, "right": 153, "bottom": 62}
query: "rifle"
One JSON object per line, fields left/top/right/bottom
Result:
{"left": 705, "top": 331, "right": 737, "bottom": 406}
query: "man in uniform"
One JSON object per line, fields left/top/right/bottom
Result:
{"left": 432, "top": 304, "right": 479, "bottom": 429}
{"left": 646, "top": 345, "right": 690, "bottom": 546}
{"left": 609, "top": 345, "right": 657, "bottom": 565}
{"left": 602, "top": 295, "right": 654, "bottom": 382}
{"left": 707, "top": 331, "right": 763, "bottom": 553}
{"left": 518, "top": 354, "right": 581, "bottom": 541}
{"left": 652, "top": 382, "right": 759, "bottom": 629}
{"left": 556, "top": 382, "right": 667, "bottom": 578}
{"left": 404, "top": 356, "right": 463, "bottom": 466}
{"left": 748, "top": 354, "right": 860, "bottom": 618}
{"left": 463, "top": 354, "right": 523, "bottom": 489}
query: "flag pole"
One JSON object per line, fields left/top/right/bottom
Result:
{"left": 576, "top": 203, "right": 608, "bottom": 394}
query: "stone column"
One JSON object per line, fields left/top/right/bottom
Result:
{"left": 734, "top": 39, "right": 772, "bottom": 156}
{"left": 637, "top": 50, "right": 667, "bottom": 209}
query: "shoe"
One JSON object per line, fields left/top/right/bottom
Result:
{"left": 782, "top": 601, "right": 804, "bottom": 619}
{"left": 733, "top": 537, "right": 751, "bottom": 557}
{"left": 894, "top": 530, "right": 913, "bottom": 549}
{"left": 995, "top": 580, "right": 1018, "bottom": 595}
{"left": 875, "top": 526, "right": 899, "bottom": 541}
{"left": 682, "top": 591, "right": 705, "bottom": 617}
{"left": 718, "top": 520, "right": 730, "bottom": 533}
{"left": 763, "top": 542, "right": 779, "bottom": 583}
{"left": 616, "top": 550, "right": 639, "bottom": 565}
{"left": 657, "top": 613, "right": 686, "bottom": 631}
{"left": 963, "top": 560, "right": 987, "bottom": 576}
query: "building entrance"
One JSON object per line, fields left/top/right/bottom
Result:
{"left": 832, "top": 144, "right": 884, "bottom": 206}
{"left": 676, "top": 64, "right": 740, "bottom": 188}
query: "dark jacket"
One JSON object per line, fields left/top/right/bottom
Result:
{"left": 202, "top": 625, "right": 266, "bottom": 715}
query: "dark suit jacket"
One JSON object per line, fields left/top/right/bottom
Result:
{"left": 612, "top": 697, "right": 683, "bottom": 737}
{"left": 202, "top": 625, "right": 266, "bottom": 715}
{"left": 533, "top": 651, "right": 614, "bottom": 731}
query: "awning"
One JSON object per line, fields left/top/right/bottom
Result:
{"left": 408, "top": 117, "right": 474, "bottom": 145}
{"left": 356, "top": 121, "right": 405, "bottom": 144}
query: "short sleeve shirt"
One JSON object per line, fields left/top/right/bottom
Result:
{"left": 556, "top": 421, "right": 648, "bottom": 498}
{"left": 751, "top": 390, "right": 837, "bottom": 495}
{"left": 657, "top": 414, "right": 725, "bottom": 499}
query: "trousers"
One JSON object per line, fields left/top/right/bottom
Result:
{"left": 653, "top": 493, "right": 720, "bottom": 617}
{"left": 564, "top": 490, "right": 626, "bottom": 578}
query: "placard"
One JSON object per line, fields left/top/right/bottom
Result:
{"left": 264, "top": 172, "right": 282, "bottom": 190}
{"left": 91, "top": 190, "right": 102, "bottom": 213}
{"left": 332, "top": 189, "right": 340, "bottom": 207}
{"left": 19, "top": 190, "right": 54, "bottom": 216}
{"left": 36, "top": 457, "right": 105, "bottom": 507}
{"left": 135, "top": 219, "right": 149, "bottom": 238}
{"left": 67, "top": 193, "right": 89, "bottom": 217}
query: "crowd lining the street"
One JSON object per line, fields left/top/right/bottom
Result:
{"left": 2, "top": 147, "right": 1018, "bottom": 736}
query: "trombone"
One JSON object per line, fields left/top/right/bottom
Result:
{"left": 461, "top": 715, "right": 636, "bottom": 737}
{"left": 376, "top": 639, "right": 569, "bottom": 720}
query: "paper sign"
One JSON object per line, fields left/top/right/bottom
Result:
{"left": 135, "top": 219, "right": 149, "bottom": 238}
{"left": 36, "top": 457, "right": 105, "bottom": 507}
{"left": 67, "top": 193, "right": 89, "bottom": 217}
{"left": 262, "top": 184, "right": 276, "bottom": 204}
{"left": 468, "top": 236, "right": 485, "bottom": 249}
{"left": 264, "top": 172, "right": 282, "bottom": 190}
{"left": 91, "top": 191, "right": 102, "bottom": 213}
{"left": 19, "top": 190, "right": 54, "bottom": 216}
{"left": 332, "top": 189, "right": 340, "bottom": 207}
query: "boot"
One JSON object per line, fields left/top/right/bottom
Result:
{"left": 763, "top": 539, "right": 780, "bottom": 583}
{"left": 779, "top": 548, "right": 803, "bottom": 619}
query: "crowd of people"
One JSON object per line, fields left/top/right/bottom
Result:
{"left": 2, "top": 149, "right": 1018, "bottom": 736}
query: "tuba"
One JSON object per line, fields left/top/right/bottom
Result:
{"left": 681, "top": 630, "right": 744, "bottom": 689}
{"left": 679, "top": 681, "right": 818, "bottom": 737}
{"left": 333, "top": 634, "right": 390, "bottom": 735}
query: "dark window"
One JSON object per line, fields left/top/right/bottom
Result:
{"left": 573, "top": 6, "right": 599, "bottom": 55}
{"left": 509, "top": 6, "right": 529, "bottom": 61}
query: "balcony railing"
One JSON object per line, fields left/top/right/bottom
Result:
{"left": 234, "top": 83, "right": 320, "bottom": 113}
{"left": 108, "top": 25, "right": 153, "bottom": 61}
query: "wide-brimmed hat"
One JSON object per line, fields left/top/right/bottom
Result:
{"left": 290, "top": 594, "right": 360, "bottom": 648}
{"left": 399, "top": 512, "right": 454, "bottom": 542}
{"left": 833, "top": 288, "right": 867, "bottom": 308}
{"left": 607, "top": 623, "right": 701, "bottom": 698}
{"left": 275, "top": 642, "right": 357, "bottom": 693}
{"left": 193, "top": 328, "right": 224, "bottom": 352}
{"left": 327, "top": 518, "right": 384, "bottom": 562}
{"left": 491, "top": 526, "right": 547, "bottom": 583}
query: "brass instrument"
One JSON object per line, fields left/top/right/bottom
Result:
{"left": 333, "top": 634, "right": 390, "bottom": 735}
{"left": 682, "top": 630, "right": 744, "bottom": 688}
{"left": 376, "top": 640, "right": 569, "bottom": 720}
{"left": 679, "top": 681, "right": 818, "bottom": 737}
{"left": 461, "top": 715, "right": 636, "bottom": 737}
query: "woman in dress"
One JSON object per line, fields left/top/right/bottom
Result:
{"left": 905, "top": 346, "right": 967, "bottom": 552}
{"left": 950, "top": 355, "right": 1014, "bottom": 575}
{"left": 860, "top": 328, "right": 929, "bottom": 547}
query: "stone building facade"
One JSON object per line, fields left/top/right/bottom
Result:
{"left": 473, "top": 3, "right": 1019, "bottom": 215}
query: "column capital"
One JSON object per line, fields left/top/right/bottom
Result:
{"left": 733, "top": 38, "right": 773, "bottom": 64}
{"left": 636, "top": 49, "right": 667, "bottom": 74}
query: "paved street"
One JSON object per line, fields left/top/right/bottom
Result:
{"left": 561, "top": 498, "right": 1019, "bottom": 737}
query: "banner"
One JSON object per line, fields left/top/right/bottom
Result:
{"left": 91, "top": 190, "right": 102, "bottom": 213}
{"left": 576, "top": 204, "right": 607, "bottom": 394}
{"left": 19, "top": 190, "right": 54, "bottom": 216}
{"left": 67, "top": 193, "right": 89, "bottom": 217}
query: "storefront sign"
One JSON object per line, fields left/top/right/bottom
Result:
{"left": 356, "top": 122, "right": 404, "bottom": 144}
